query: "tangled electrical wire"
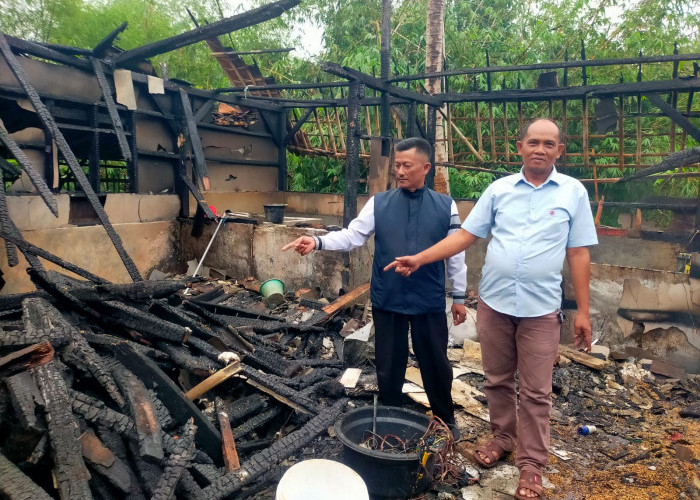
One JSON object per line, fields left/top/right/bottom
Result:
{"left": 357, "top": 416, "right": 474, "bottom": 484}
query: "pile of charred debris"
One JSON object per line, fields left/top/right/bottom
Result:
{"left": 0, "top": 269, "right": 699, "bottom": 500}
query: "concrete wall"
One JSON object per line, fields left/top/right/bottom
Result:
{"left": 179, "top": 220, "right": 373, "bottom": 298}
{"left": 1, "top": 221, "right": 180, "bottom": 294}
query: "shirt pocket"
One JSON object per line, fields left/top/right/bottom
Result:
{"left": 539, "top": 207, "right": 571, "bottom": 234}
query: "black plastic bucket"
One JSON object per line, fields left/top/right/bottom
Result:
{"left": 334, "top": 406, "right": 434, "bottom": 499}
{"left": 263, "top": 204, "right": 287, "bottom": 224}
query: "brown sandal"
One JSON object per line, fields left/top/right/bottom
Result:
{"left": 514, "top": 470, "right": 543, "bottom": 500}
{"left": 472, "top": 440, "right": 508, "bottom": 468}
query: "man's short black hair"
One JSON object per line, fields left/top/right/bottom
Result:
{"left": 395, "top": 137, "right": 432, "bottom": 159}
{"left": 519, "top": 118, "right": 564, "bottom": 142}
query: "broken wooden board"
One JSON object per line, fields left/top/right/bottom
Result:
{"left": 0, "top": 341, "right": 54, "bottom": 377}
{"left": 404, "top": 366, "right": 490, "bottom": 422}
{"left": 185, "top": 361, "right": 243, "bottom": 400}
{"left": 558, "top": 344, "right": 609, "bottom": 370}
{"left": 649, "top": 359, "right": 687, "bottom": 380}
{"left": 320, "top": 283, "right": 370, "bottom": 318}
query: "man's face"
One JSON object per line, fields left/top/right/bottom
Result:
{"left": 394, "top": 148, "right": 431, "bottom": 191}
{"left": 516, "top": 120, "right": 565, "bottom": 178}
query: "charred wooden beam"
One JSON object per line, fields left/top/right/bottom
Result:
{"left": 6, "top": 371, "right": 44, "bottom": 432}
{"left": 0, "top": 341, "right": 54, "bottom": 377}
{"left": 27, "top": 269, "right": 102, "bottom": 321}
{"left": 150, "top": 300, "right": 218, "bottom": 341}
{"left": 60, "top": 336, "right": 126, "bottom": 408}
{"left": 646, "top": 93, "right": 700, "bottom": 144}
{"left": 90, "top": 57, "right": 132, "bottom": 160}
{"left": 200, "top": 398, "right": 347, "bottom": 500}
{"left": 0, "top": 34, "right": 142, "bottom": 282}
{"left": 109, "top": 343, "right": 224, "bottom": 463}
{"left": 322, "top": 62, "right": 441, "bottom": 107}
{"left": 227, "top": 393, "right": 270, "bottom": 424}
{"left": 104, "top": 356, "right": 164, "bottom": 461}
{"left": 616, "top": 147, "right": 700, "bottom": 183}
{"left": 4, "top": 34, "right": 91, "bottom": 70}
{"left": 283, "top": 107, "right": 314, "bottom": 145}
{"left": 92, "top": 22, "right": 128, "bottom": 58}
{"left": 0, "top": 122, "right": 58, "bottom": 216}
{"left": 96, "top": 300, "right": 191, "bottom": 343}
{"left": 150, "top": 419, "right": 197, "bottom": 500}
{"left": 191, "top": 300, "right": 286, "bottom": 322}
{"left": 193, "top": 99, "right": 216, "bottom": 123}
{"left": 0, "top": 171, "right": 19, "bottom": 267}
{"left": 242, "top": 364, "right": 317, "bottom": 415}
{"left": 244, "top": 347, "right": 303, "bottom": 379}
{"left": 180, "top": 89, "right": 209, "bottom": 186}
{"left": 32, "top": 360, "right": 93, "bottom": 500}
{"left": 0, "top": 451, "right": 54, "bottom": 500}
{"left": 80, "top": 429, "right": 132, "bottom": 494}
{"left": 231, "top": 406, "right": 281, "bottom": 439}
{"left": 70, "top": 390, "right": 135, "bottom": 435}
{"left": 157, "top": 341, "right": 221, "bottom": 376}
{"left": 112, "top": 0, "right": 301, "bottom": 66}
{"left": 215, "top": 398, "right": 240, "bottom": 472}
{"left": 344, "top": 79, "right": 363, "bottom": 227}
{"left": 179, "top": 172, "right": 216, "bottom": 219}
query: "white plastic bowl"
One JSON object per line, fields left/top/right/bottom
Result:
{"left": 276, "top": 459, "right": 369, "bottom": 500}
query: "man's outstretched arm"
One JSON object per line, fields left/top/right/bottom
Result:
{"left": 384, "top": 228, "right": 479, "bottom": 276}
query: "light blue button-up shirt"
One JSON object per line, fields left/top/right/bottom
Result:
{"left": 462, "top": 166, "right": 598, "bottom": 317}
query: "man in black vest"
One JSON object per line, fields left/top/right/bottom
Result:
{"left": 282, "top": 137, "right": 467, "bottom": 432}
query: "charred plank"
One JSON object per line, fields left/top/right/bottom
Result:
{"left": 96, "top": 300, "right": 191, "bottom": 343}
{"left": 156, "top": 341, "right": 220, "bottom": 375}
{"left": 242, "top": 364, "right": 318, "bottom": 415}
{"left": 150, "top": 419, "right": 197, "bottom": 500}
{"left": 227, "top": 393, "right": 270, "bottom": 425}
{"left": 0, "top": 451, "right": 53, "bottom": 500}
{"left": 231, "top": 406, "right": 281, "bottom": 439}
{"left": 0, "top": 341, "right": 54, "bottom": 377}
{"left": 200, "top": 398, "right": 347, "bottom": 500}
{"left": 32, "top": 360, "right": 93, "bottom": 500}
{"left": 80, "top": 429, "right": 132, "bottom": 494}
{"left": 215, "top": 398, "right": 240, "bottom": 472}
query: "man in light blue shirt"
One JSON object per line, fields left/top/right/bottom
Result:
{"left": 385, "top": 119, "right": 597, "bottom": 500}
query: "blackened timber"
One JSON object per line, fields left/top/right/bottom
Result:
{"left": 200, "top": 398, "right": 347, "bottom": 500}
{"left": 60, "top": 335, "right": 126, "bottom": 408}
{"left": 96, "top": 300, "right": 191, "bottom": 342}
{"left": 157, "top": 341, "right": 220, "bottom": 375}
{"left": 190, "top": 300, "right": 286, "bottom": 322}
{"left": 390, "top": 52, "right": 700, "bottom": 82}
{"left": 231, "top": 406, "right": 281, "bottom": 439}
{"left": 150, "top": 300, "right": 218, "bottom": 341}
{"left": 0, "top": 34, "right": 142, "bottom": 282}
{"left": 113, "top": 0, "right": 301, "bottom": 66}
{"left": 426, "top": 106, "right": 437, "bottom": 189}
{"left": 439, "top": 77, "right": 700, "bottom": 104}
{"left": 242, "top": 364, "right": 317, "bottom": 414}
{"left": 0, "top": 157, "right": 21, "bottom": 175}
{"left": 194, "top": 99, "right": 216, "bottom": 123}
{"left": 184, "top": 302, "right": 323, "bottom": 334}
{"left": 90, "top": 57, "right": 132, "bottom": 161}
{"left": 0, "top": 341, "right": 54, "bottom": 377}
{"left": 616, "top": 147, "right": 700, "bottom": 183}
{"left": 6, "top": 371, "right": 43, "bottom": 431}
{"left": 32, "top": 360, "right": 93, "bottom": 500}
{"left": 283, "top": 107, "right": 314, "bottom": 145}
{"left": 104, "top": 356, "right": 164, "bottom": 461}
{"left": 70, "top": 390, "right": 135, "bottom": 435}
{"left": 109, "top": 343, "right": 224, "bottom": 463}
{"left": 344, "top": 80, "right": 362, "bottom": 227}
{"left": 80, "top": 429, "right": 132, "bottom": 493}
{"left": 380, "top": 0, "right": 391, "bottom": 157}
{"left": 218, "top": 81, "right": 348, "bottom": 93}
{"left": 322, "top": 62, "right": 441, "bottom": 107}
{"left": 179, "top": 171, "right": 216, "bottom": 219}
{"left": 4, "top": 34, "right": 91, "bottom": 71}
{"left": 227, "top": 394, "right": 270, "bottom": 424}
{"left": 180, "top": 89, "right": 208, "bottom": 183}
{"left": 0, "top": 123, "right": 58, "bottom": 216}
{"left": 0, "top": 452, "right": 54, "bottom": 500}
{"left": 646, "top": 93, "right": 700, "bottom": 144}
{"left": 92, "top": 22, "right": 128, "bottom": 58}
{"left": 0, "top": 170, "right": 19, "bottom": 266}
{"left": 150, "top": 419, "right": 197, "bottom": 500}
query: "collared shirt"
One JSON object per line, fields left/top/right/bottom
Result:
{"left": 314, "top": 194, "right": 467, "bottom": 302}
{"left": 462, "top": 166, "right": 597, "bottom": 317}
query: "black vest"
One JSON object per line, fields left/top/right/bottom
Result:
{"left": 372, "top": 186, "right": 452, "bottom": 314}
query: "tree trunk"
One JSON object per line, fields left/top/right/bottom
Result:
{"left": 425, "top": 0, "right": 450, "bottom": 194}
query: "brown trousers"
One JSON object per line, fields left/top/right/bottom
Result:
{"left": 476, "top": 299, "right": 560, "bottom": 473}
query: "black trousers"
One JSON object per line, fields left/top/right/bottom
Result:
{"left": 372, "top": 308, "right": 455, "bottom": 425}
